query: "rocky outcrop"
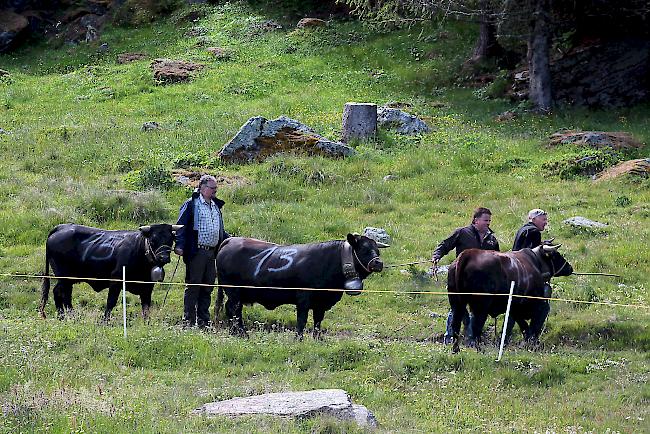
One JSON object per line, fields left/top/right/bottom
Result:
{"left": 551, "top": 40, "right": 650, "bottom": 108}
{"left": 0, "top": 10, "right": 29, "bottom": 53}
{"left": 547, "top": 131, "right": 644, "bottom": 151}
{"left": 377, "top": 106, "right": 430, "bottom": 135}
{"left": 218, "top": 116, "right": 355, "bottom": 163}
{"left": 151, "top": 59, "right": 204, "bottom": 84}
{"left": 192, "top": 389, "right": 377, "bottom": 428}
{"left": 596, "top": 158, "right": 650, "bottom": 181}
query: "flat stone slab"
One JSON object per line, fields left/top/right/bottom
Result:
{"left": 563, "top": 216, "right": 608, "bottom": 229}
{"left": 596, "top": 158, "right": 650, "bottom": 181}
{"left": 547, "top": 130, "right": 643, "bottom": 151}
{"left": 377, "top": 106, "right": 430, "bottom": 135}
{"left": 192, "top": 389, "right": 377, "bottom": 428}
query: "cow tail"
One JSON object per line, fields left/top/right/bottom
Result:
{"left": 214, "top": 285, "right": 224, "bottom": 325}
{"left": 39, "top": 244, "right": 51, "bottom": 319}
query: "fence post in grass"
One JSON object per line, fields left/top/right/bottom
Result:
{"left": 497, "top": 281, "right": 515, "bottom": 362}
{"left": 122, "top": 266, "right": 127, "bottom": 338}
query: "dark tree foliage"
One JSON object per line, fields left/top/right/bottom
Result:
{"left": 342, "top": 0, "right": 650, "bottom": 110}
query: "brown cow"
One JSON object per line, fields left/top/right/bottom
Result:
{"left": 449, "top": 245, "right": 573, "bottom": 353}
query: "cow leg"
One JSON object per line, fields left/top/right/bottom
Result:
{"left": 225, "top": 297, "right": 246, "bottom": 337}
{"left": 295, "top": 303, "right": 309, "bottom": 340}
{"left": 312, "top": 309, "right": 326, "bottom": 340}
{"left": 516, "top": 317, "right": 531, "bottom": 341}
{"left": 140, "top": 290, "right": 152, "bottom": 323}
{"left": 103, "top": 285, "right": 121, "bottom": 323}
{"left": 53, "top": 281, "right": 69, "bottom": 320}
{"left": 503, "top": 314, "right": 519, "bottom": 346}
{"left": 526, "top": 301, "right": 550, "bottom": 346}
{"left": 469, "top": 312, "right": 489, "bottom": 352}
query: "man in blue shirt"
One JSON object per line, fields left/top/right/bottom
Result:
{"left": 175, "top": 175, "right": 229, "bottom": 328}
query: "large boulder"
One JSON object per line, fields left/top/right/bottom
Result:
{"left": 0, "top": 10, "right": 29, "bottom": 53}
{"left": 377, "top": 106, "right": 430, "bottom": 135}
{"left": 548, "top": 131, "right": 644, "bottom": 151}
{"left": 218, "top": 116, "right": 355, "bottom": 163}
{"left": 363, "top": 227, "right": 391, "bottom": 245}
{"left": 151, "top": 58, "right": 204, "bottom": 84}
{"left": 192, "top": 389, "right": 377, "bottom": 428}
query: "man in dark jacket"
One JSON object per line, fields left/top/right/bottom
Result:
{"left": 175, "top": 175, "right": 230, "bottom": 328}
{"left": 513, "top": 208, "right": 548, "bottom": 251}
{"left": 432, "top": 207, "right": 500, "bottom": 344}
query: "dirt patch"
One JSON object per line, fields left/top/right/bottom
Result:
{"left": 151, "top": 59, "right": 204, "bottom": 84}
{"left": 117, "top": 52, "right": 147, "bottom": 64}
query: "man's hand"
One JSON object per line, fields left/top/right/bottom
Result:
{"left": 174, "top": 247, "right": 183, "bottom": 256}
{"left": 431, "top": 258, "right": 439, "bottom": 281}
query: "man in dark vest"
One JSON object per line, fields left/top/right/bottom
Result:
{"left": 432, "top": 207, "right": 500, "bottom": 344}
{"left": 513, "top": 208, "right": 552, "bottom": 298}
{"left": 175, "top": 175, "right": 230, "bottom": 328}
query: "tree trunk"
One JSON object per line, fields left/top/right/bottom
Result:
{"left": 468, "top": 0, "right": 503, "bottom": 64}
{"left": 341, "top": 103, "right": 377, "bottom": 142}
{"left": 527, "top": 0, "right": 552, "bottom": 112}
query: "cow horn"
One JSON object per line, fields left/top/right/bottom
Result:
{"left": 171, "top": 225, "right": 183, "bottom": 231}
{"left": 376, "top": 242, "right": 390, "bottom": 248}
{"left": 139, "top": 225, "right": 151, "bottom": 233}
{"left": 543, "top": 237, "right": 555, "bottom": 244}
{"left": 542, "top": 244, "right": 561, "bottom": 253}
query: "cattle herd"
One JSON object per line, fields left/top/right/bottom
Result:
{"left": 39, "top": 223, "right": 574, "bottom": 352}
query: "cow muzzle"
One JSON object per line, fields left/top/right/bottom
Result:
{"left": 368, "top": 257, "right": 383, "bottom": 272}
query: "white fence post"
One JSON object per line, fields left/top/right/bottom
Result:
{"left": 497, "top": 281, "right": 515, "bottom": 362}
{"left": 122, "top": 266, "right": 127, "bottom": 338}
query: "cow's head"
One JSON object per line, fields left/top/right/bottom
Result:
{"left": 538, "top": 244, "right": 573, "bottom": 277}
{"left": 348, "top": 233, "right": 386, "bottom": 274}
{"left": 139, "top": 224, "right": 180, "bottom": 266}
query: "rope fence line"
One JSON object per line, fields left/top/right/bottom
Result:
{"left": 1, "top": 272, "right": 648, "bottom": 310}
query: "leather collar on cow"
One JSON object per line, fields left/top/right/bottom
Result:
{"left": 143, "top": 237, "right": 172, "bottom": 266}
{"left": 526, "top": 246, "right": 568, "bottom": 281}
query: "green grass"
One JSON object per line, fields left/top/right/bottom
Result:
{"left": 0, "top": 1, "right": 649, "bottom": 432}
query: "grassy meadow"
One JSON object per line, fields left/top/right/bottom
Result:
{"left": 0, "top": 2, "right": 649, "bottom": 432}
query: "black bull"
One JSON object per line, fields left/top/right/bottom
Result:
{"left": 215, "top": 234, "right": 385, "bottom": 337}
{"left": 40, "top": 223, "right": 179, "bottom": 320}
{"left": 449, "top": 245, "right": 573, "bottom": 352}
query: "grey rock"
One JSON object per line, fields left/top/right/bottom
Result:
{"left": 363, "top": 227, "right": 391, "bottom": 245}
{"left": 141, "top": 121, "right": 160, "bottom": 132}
{"left": 98, "top": 43, "right": 109, "bottom": 53}
{"left": 382, "top": 174, "right": 397, "bottom": 181}
{"left": 0, "top": 128, "right": 10, "bottom": 135}
{"left": 563, "top": 216, "right": 608, "bottom": 229}
{"left": 218, "top": 116, "right": 355, "bottom": 163}
{"left": 192, "top": 389, "right": 377, "bottom": 428}
{"left": 377, "top": 106, "right": 430, "bottom": 135}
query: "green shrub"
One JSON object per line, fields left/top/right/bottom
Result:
{"left": 76, "top": 190, "right": 171, "bottom": 224}
{"left": 126, "top": 165, "right": 176, "bottom": 191}
{"left": 541, "top": 149, "right": 623, "bottom": 179}
{"left": 113, "top": 0, "right": 184, "bottom": 26}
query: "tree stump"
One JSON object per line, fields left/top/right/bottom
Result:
{"left": 341, "top": 103, "right": 377, "bottom": 142}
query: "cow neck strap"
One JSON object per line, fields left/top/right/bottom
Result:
{"left": 341, "top": 242, "right": 361, "bottom": 280}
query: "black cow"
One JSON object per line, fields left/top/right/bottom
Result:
{"left": 215, "top": 234, "right": 386, "bottom": 338}
{"left": 449, "top": 244, "right": 573, "bottom": 353}
{"left": 40, "top": 223, "right": 180, "bottom": 321}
